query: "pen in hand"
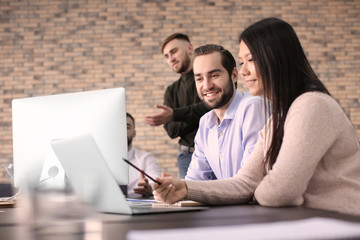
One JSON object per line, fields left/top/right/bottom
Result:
{"left": 122, "top": 158, "right": 161, "bottom": 185}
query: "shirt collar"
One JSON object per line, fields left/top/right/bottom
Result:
{"left": 207, "top": 90, "right": 242, "bottom": 128}
{"left": 181, "top": 69, "right": 194, "bottom": 82}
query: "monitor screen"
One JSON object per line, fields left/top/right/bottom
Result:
{"left": 12, "top": 88, "right": 128, "bottom": 189}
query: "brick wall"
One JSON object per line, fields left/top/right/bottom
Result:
{"left": 0, "top": 0, "right": 359, "bottom": 181}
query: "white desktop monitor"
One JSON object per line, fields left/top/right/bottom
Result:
{"left": 12, "top": 88, "right": 128, "bottom": 189}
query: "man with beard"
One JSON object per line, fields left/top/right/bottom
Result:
{"left": 126, "top": 112, "right": 161, "bottom": 198}
{"left": 145, "top": 33, "right": 210, "bottom": 179}
{"left": 185, "top": 44, "right": 269, "bottom": 180}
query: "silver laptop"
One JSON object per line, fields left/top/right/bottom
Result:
{"left": 50, "top": 133, "right": 207, "bottom": 215}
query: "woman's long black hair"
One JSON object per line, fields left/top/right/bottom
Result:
{"left": 239, "top": 17, "right": 330, "bottom": 170}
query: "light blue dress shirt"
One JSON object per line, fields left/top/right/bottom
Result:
{"left": 185, "top": 91, "right": 268, "bottom": 180}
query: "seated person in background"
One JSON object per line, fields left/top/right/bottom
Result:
{"left": 126, "top": 112, "right": 161, "bottom": 198}
{"left": 185, "top": 44, "right": 268, "bottom": 180}
{"left": 153, "top": 18, "right": 360, "bottom": 216}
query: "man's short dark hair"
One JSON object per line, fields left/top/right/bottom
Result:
{"left": 194, "top": 44, "right": 237, "bottom": 87}
{"left": 161, "top": 33, "right": 190, "bottom": 53}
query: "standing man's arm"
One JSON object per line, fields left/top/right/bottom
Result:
{"left": 145, "top": 100, "right": 209, "bottom": 126}
{"left": 145, "top": 104, "right": 174, "bottom": 127}
{"left": 163, "top": 87, "right": 198, "bottom": 139}
{"left": 154, "top": 87, "right": 199, "bottom": 139}
{"left": 173, "top": 102, "right": 209, "bottom": 122}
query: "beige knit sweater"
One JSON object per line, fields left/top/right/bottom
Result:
{"left": 186, "top": 92, "right": 360, "bottom": 215}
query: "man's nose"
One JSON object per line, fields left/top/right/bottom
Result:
{"left": 203, "top": 78, "right": 213, "bottom": 90}
{"left": 169, "top": 54, "right": 175, "bottom": 62}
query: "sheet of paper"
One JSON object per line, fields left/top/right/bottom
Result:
{"left": 127, "top": 217, "right": 360, "bottom": 240}
{"left": 126, "top": 198, "right": 157, "bottom": 207}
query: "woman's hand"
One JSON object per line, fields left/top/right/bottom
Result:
{"left": 152, "top": 173, "right": 187, "bottom": 204}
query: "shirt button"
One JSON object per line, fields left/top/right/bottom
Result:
{"left": 219, "top": 132, "right": 223, "bottom": 136}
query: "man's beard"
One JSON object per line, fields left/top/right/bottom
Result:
{"left": 127, "top": 137, "right": 133, "bottom": 148}
{"left": 202, "top": 77, "right": 234, "bottom": 110}
{"left": 175, "top": 54, "right": 191, "bottom": 73}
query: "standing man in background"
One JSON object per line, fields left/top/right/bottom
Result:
{"left": 127, "top": 112, "right": 161, "bottom": 198}
{"left": 145, "top": 33, "right": 209, "bottom": 179}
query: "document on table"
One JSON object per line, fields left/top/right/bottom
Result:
{"left": 127, "top": 217, "right": 360, "bottom": 240}
{"left": 126, "top": 198, "right": 203, "bottom": 208}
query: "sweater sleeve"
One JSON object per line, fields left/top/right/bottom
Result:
{"left": 254, "top": 93, "right": 339, "bottom": 207}
{"left": 185, "top": 127, "right": 267, "bottom": 205}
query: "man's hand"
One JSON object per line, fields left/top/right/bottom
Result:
{"left": 134, "top": 173, "right": 153, "bottom": 197}
{"left": 145, "top": 105, "right": 174, "bottom": 126}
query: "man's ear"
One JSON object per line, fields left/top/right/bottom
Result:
{"left": 188, "top": 43, "right": 194, "bottom": 55}
{"left": 134, "top": 130, "right": 137, "bottom": 138}
{"left": 232, "top": 67, "right": 238, "bottom": 82}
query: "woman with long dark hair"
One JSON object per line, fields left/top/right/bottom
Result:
{"left": 153, "top": 18, "right": 360, "bottom": 215}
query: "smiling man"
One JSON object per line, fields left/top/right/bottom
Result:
{"left": 185, "top": 44, "right": 269, "bottom": 181}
